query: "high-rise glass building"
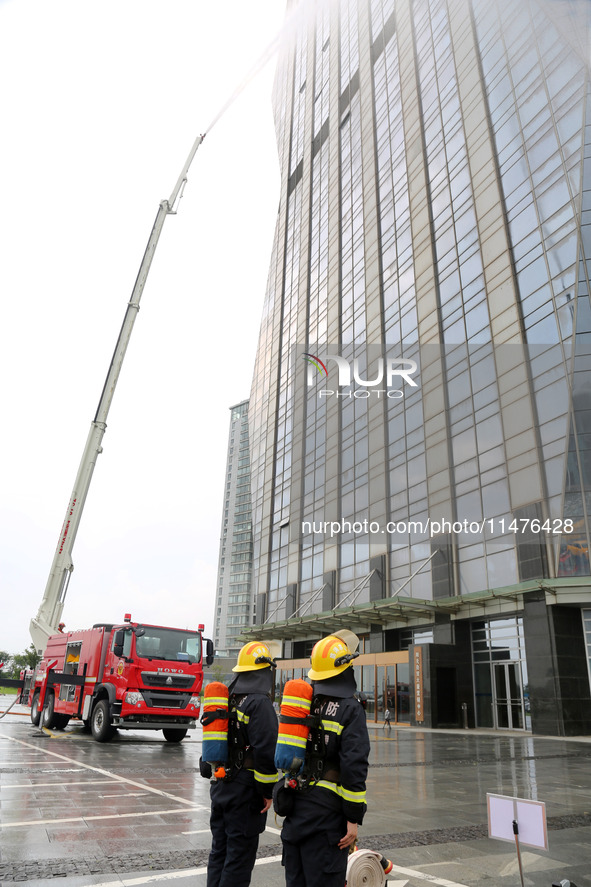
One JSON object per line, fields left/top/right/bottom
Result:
{"left": 246, "top": 0, "right": 591, "bottom": 735}
{"left": 214, "top": 401, "right": 254, "bottom": 658}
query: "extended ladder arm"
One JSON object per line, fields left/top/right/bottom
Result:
{"left": 29, "top": 134, "right": 205, "bottom": 652}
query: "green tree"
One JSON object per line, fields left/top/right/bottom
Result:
{"left": 0, "top": 651, "right": 13, "bottom": 679}
{"left": 9, "top": 644, "right": 40, "bottom": 679}
{"left": 210, "top": 662, "right": 225, "bottom": 683}
{"left": 23, "top": 643, "right": 40, "bottom": 669}
{"left": 0, "top": 652, "right": 17, "bottom": 689}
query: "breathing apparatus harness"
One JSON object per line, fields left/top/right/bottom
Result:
{"left": 201, "top": 651, "right": 277, "bottom": 783}
{"left": 200, "top": 691, "right": 250, "bottom": 781}
{"left": 276, "top": 649, "right": 358, "bottom": 793}
{"left": 226, "top": 692, "right": 250, "bottom": 776}
{"left": 279, "top": 695, "right": 326, "bottom": 792}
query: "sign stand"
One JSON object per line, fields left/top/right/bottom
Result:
{"left": 487, "top": 793, "right": 548, "bottom": 885}
{"left": 512, "top": 819, "right": 525, "bottom": 887}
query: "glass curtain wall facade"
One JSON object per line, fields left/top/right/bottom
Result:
{"left": 214, "top": 401, "right": 254, "bottom": 657}
{"left": 248, "top": 0, "right": 591, "bottom": 733}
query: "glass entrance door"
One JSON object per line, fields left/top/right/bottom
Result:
{"left": 493, "top": 662, "right": 525, "bottom": 730}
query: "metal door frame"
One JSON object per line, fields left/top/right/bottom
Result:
{"left": 492, "top": 660, "right": 526, "bottom": 730}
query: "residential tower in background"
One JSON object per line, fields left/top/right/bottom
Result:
{"left": 214, "top": 400, "right": 254, "bottom": 658}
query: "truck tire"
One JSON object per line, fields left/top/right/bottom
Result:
{"left": 163, "top": 728, "right": 187, "bottom": 743}
{"left": 91, "top": 699, "right": 115, "bottom": 742}
{"left": 54, "top": 714, "right": 70, "bottom": 730}
{"left": 30, "top": 691, "right": 42, "bottom": 726}
{"left": 42, "top": 692, "right": 58, "bottom": 729}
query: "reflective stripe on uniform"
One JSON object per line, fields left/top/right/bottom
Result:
{"left": 252, "top": 769, "right": 279, "bottom": 784}
{"left": 203, "top": 731, "right": 227, "bottom": 740}
{"left": 316, "top": 780, "right": 366, "bottom": 803}
{"left": 205, "top": 697, "right": 229, "bottom": 706}
{"left": 321, "top": 719, "right": 344, "bottom": 735}
{"left": 339, "top": 785, "right": 366, "bottom": 803}
{"left": 237, "top": 710, "right": 250, "bottom": 724}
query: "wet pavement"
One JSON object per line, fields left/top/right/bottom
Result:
{"left": 1, "top": 696, "right": 590, "bottom": 886}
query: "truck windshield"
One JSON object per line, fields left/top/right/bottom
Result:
{"left": 134, "top": 627, "right": 201, "bottom": 663}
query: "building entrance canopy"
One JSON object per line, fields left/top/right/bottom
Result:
{"left": 240, "top": 578, "right": 590, "bottom": 643}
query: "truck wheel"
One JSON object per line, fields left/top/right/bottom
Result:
{"left": 91, "top": 699, "right": 115, "bottom": 742}
{"left": 163, "top": 728, "right": 187, "bottom": 743}
{"left": 30, "top": 692, "right": 42, "bottom": 726}
{"left": 55, "top": 714, "right": 70, "bottom": 730}
{"left": 42, "top": 692, "right": 58, "bottom": 729}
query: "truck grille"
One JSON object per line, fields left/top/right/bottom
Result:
{"left": 141, "top": 689, "right": 191, "bottom": 709}
{"left": 141, "top": 671, "right": 195, "bottom": 690}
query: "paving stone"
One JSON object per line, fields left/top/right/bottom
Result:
{"left": 3, "top": 721, "right": 591, "bottom": 883}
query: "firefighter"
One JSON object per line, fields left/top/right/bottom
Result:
{"left": 278, "top": 631, "right": 370, "bottom": 887}
{"left": 204, "top": 641, "right": 279, "bottom": 887}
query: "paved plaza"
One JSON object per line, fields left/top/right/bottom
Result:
{"left": 0, "top": 700, "right": 590, "bottom": 886}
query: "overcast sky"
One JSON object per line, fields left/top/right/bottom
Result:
{"left": 0, "top": 0, "right": 285, "bottom": 654}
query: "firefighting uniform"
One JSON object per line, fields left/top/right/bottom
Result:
{"left": 206, "top": 684, "right": 278, "bottom": 887}
{"left": 280, "top": 674, "right": 370, "bottom": 887}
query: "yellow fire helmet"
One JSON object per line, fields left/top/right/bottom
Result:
{"left": 308, "top": 630, "right": 360, "bottom": 681}
{"left": 232, "top": 640, "right": 281, "bottom": 672}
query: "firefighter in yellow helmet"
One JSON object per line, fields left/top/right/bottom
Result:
{"left": 204, "top": 640, "right": 279, "bottom": 887}
{"left": 277, "top": 630, "right": 370, "bottom": 887}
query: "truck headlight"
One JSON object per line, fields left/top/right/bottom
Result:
{"left": 189, "top": 696, "right": 201, "bottom": 709}
{"left": 125, "top": 691, "right": 142, "bottom": 705}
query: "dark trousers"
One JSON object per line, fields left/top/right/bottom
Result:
{"left": 206, "top": 780, "right": 265, "bottom": 887}
{"left": 282, "top": 831, "right": 348, "bottom": 887}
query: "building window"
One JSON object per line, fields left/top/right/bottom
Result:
{"left": 431, "top": 536, "right": 454, "bottom": 598}
{"left": 400, "top": 628, "right": 433, "bottom": 649}
{"left": 514, "top": 504, "right": 549, "bottom": 581}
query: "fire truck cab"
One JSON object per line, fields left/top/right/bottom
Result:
{"left": 31, "top": 614, "right": 210, "bottom": 742}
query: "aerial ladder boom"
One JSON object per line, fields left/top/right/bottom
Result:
{"left": 30, "top": 134, "right": 205, "bottom": 653}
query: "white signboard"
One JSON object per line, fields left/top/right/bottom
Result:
{"left": 487, "top": 793, "right": 548, "bottom": 851}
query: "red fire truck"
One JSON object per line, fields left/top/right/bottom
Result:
{"left": 31, "top": 614, "right": 213, "bottom": 742}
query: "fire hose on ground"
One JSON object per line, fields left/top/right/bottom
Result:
{"left": 347, "top": 849, "right": 395, "bottom": 887}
